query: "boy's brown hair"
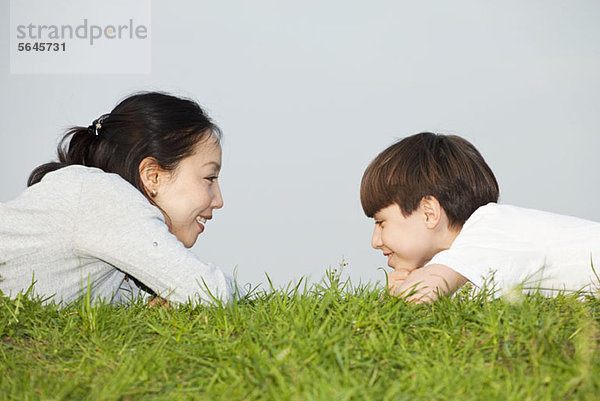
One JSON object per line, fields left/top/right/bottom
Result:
{"left": 360, "top": 132, "right": 499, "bottom": 229}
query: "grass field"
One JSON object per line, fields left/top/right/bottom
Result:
{"left": 1, "top": 271, "right": 599, "bottom": 401}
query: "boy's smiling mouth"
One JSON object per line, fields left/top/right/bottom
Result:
{"left": 383, "top": 252, "right": 394, "bottom": 267}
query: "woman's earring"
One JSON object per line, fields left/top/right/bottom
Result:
{"left": 151, "top": 189, "right": 157, "bottom": 197}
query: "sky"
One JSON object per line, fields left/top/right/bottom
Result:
{"left": 1, "top": 0, "right": 599, "bottom": 291}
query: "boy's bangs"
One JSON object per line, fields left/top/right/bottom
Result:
{"left": 360, "top": 159, "right": 395, "bottom": 218}
{"left": 360, "top": 133, "right": 499, "bottom": 227}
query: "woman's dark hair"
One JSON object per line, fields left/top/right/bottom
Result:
{"left": 28, "top": 91, "right": 222, "bottom": 200}
{"left": 360, "top": 132, "right": 499, "bottom": 229}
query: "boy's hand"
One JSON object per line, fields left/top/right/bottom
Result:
{"left": 387, "top": 268, "right": 414, "bottom": 296}
{"left": 387, "top": 264, "right": 468, "bottom": 304}
{"left": 387, "top": 269, "right": 411, "bottom": 295}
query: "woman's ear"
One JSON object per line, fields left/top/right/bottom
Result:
{"left": 139, "top": 157, "right": 162, "bottom": 198}
{"left": 420, "top": 196, "right": 443, "bottom": 229}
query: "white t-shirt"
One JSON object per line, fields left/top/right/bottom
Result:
{"left": 0, "top": 165, "right": 238, "bottom": 305}
{"left": 427, "top": 203, "right": 600, "bottom": 296}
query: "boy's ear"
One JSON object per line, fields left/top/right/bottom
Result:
{"left": 420, "top": 196, "right": 443, "bottom": 229}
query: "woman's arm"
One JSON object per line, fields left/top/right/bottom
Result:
{"left": 74, "top": 170, "right": 237, "bottom": 305}
{"left": 388, "top": 264, "right": 468, "bottom": 303}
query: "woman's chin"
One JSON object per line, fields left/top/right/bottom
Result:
{"left": 178, "top": 234, "right": 198, "bottom": 248}
{"left": 186, "top": 237, "right": 198, "bottom": 248}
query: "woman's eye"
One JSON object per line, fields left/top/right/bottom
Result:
{"left": 375, "top": 220, "right": 383, "bottom": 226}
{"left": 205, "top": 176, "right": 218, "bottom": 183}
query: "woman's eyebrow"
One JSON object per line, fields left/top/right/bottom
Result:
{"left": 202, "top": 161, "right": 221, "bottom": 170}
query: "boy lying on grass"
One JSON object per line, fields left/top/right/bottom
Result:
{"left": 360, "top": 132, "right": 600, "bottom": 303}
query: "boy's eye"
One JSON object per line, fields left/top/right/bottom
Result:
{"left": 375, "top": 220, "right": 383, "bottom": 226}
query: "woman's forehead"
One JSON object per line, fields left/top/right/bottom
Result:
{"left": 189, "top": 140, "right": 222, "bottom": 169}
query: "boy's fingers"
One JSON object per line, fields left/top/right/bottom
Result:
{"left": 387, "top": 269, "right": 411, "bottom": 296}
{"left": 388, "top": 269, "right": 410, "bottom": 281}
{"left": 388, "top": 283, "right": 403, "bottom": 296}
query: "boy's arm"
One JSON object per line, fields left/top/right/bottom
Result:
{"left": 389, "top": 264, "right": 468, "bottom": 303}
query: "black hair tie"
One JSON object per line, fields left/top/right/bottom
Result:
{"left": 87, "top": 119, "right": 103, "bottom": 137}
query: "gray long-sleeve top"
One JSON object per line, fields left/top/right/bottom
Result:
{"left": 0, "top": 165, "right": 236, "bottom": 305}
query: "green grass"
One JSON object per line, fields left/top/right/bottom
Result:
{"left": 1, "top": 271, "right": 599, "bottom": 401}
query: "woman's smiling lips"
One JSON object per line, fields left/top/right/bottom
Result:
{"left": 196, "top": 215, "right": 211, "bottom": 232}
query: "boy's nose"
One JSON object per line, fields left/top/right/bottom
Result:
{"left": 371, "top": 226, "right": 383, "bottom": 249}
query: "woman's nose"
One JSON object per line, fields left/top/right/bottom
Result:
{"left": 212, "top": 182, "right": 224, "bottom": 209}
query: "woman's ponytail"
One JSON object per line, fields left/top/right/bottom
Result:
{"left": 27, "top": 126, "right": 99, "bottom": 186}
{"left": 27, "top": 161, "right": 66, "bottom": 187}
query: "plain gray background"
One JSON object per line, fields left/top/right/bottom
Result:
{"left": 2, "top": 1, "right": 599, "bottom": 290}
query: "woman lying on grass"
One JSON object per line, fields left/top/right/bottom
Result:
{"left": 361, "top": 132, "right": 600, "bottom": 303}
{"left": 0, "top": 92, "right": 238, "bottom": 306}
